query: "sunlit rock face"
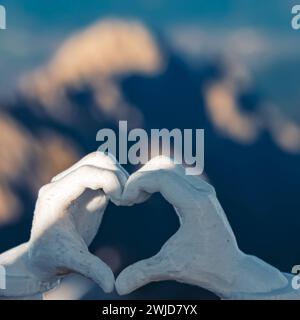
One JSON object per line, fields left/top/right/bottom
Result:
{"left": 21, "top": 19, "right": 163, "bottom": 128}
{"left": 0, "top": 112, "right": 79, "bottom": 226}
{"left": 18, "top": 18, "right": 300, "bottom": 153}
{"left": 0, "top": 115, "right": 30, "bottom": 224}
{"left": 205, "top": 82, "right": 261, "bottom": 144}
{"left": 205, "top": 78, "right": 300, "bottom": 152}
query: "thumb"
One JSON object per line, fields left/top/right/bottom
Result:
{"left": 63, "top": 249, "right": 115, "bottom": 293}
{"left": 116, "top": 253, "right": 168, "bottom": 295}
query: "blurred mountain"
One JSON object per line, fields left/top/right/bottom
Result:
{"left": 0, "top": 19, "right": 300, "bottom": 299}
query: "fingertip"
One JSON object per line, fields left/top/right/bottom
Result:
{"left": 121, "top": 181, "right": 138, "bottom": 205}
{"left": 121, "top": 171, "right": 153, "bottom": 205}
{"left": 100, "top": 268, "right": 115, "bottom": 293}
{"left": 115, "top": 261, "right": 150, "bottom": 295}
{"left": 68, "top": 251, "right": 115, "bottom": 294}
{"left": 51, "top": 174, "right": 61, "bottom": 182}
{"left": 101, "top": 171, "right": 123, "bottom": 202}
{"left": 91, "top": 260, "right": 115, "bottom": 293}
{"left": 115, "top": 271, "right": 132, "bottom": 295}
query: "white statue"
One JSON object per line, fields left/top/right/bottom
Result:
{"left": 0, "top": 152, "right": 298, "bottom": 299}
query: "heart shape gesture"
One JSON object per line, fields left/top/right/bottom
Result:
{"left": 0, "top": 152, "right": 292, "bottom": 299}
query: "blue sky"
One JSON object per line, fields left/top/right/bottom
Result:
{"left": 1, "top": 0, "right": 296, "bottom": 30}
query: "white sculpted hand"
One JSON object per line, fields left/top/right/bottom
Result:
{"left": 0, "top": 152, "right": 128, "bottom": 297}
{"left": 116, "top": 156, "right": 288, "bottom": 298}
{"left": 1, "top": 154, "right": 297, "bottom": 299}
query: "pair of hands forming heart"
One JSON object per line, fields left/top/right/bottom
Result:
{"left": 0, "top": 152, "right": 291, "bottom": 299}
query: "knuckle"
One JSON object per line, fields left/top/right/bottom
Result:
{"left": 100, "top": 168, "right": 117, "bottom": 185}
{"left": 203, "top": 182, "right": 216, "bottom": 195}
{"left": 83, "top": 151, "right": 98, "bottom": 160}
{"left": 151, "top": 155, "right": 172, "bottom": 163}
{"left": 157, "top": 168, "right": 168, "bottom": 176}
{"left": 151, "top": 155, "right": 174, "bottom": 168}
{"left": 209, "top": 185, "right": 216, "bottom": 195}
{"left": 91, "top": 151, "right": 105, "bottom": 161}
{"left": 157, "top": 168, "right": 169, "bottom": 184}
{"left": 95, "top": 150, "right": 116, "bottom": 162}
{"left": 94, "top": 151, "right": 105, "bottom": 157}
{"left": 38, "top": 183, "right": 52, "bottom": 197}
{"left": 77, "top": 164, "right": 94, "bottom": 176}
{"left": 92, "top": 150, "right": 116, "bottom": 162}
